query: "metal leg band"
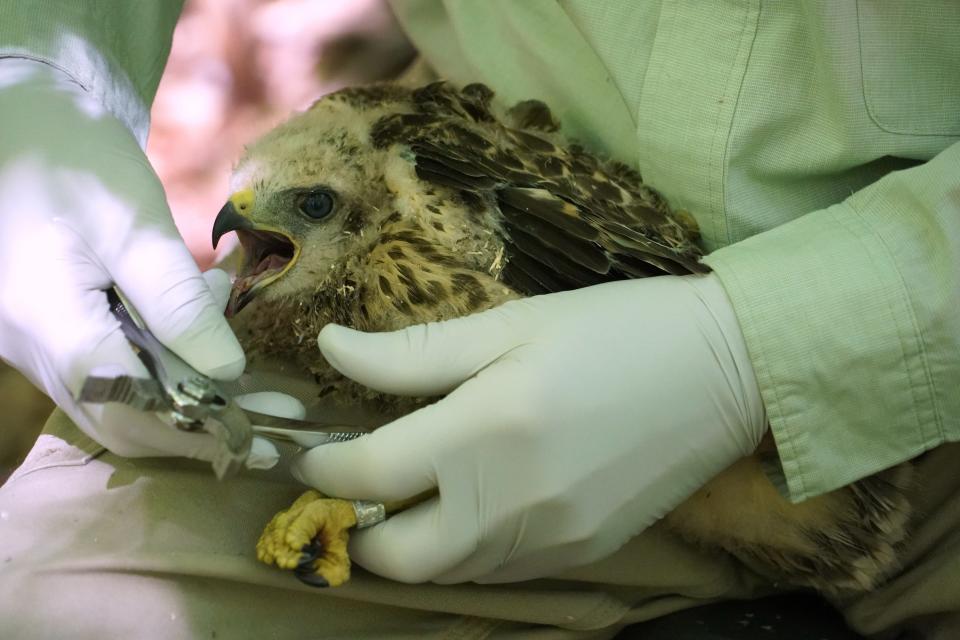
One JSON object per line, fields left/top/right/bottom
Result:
{"left": 352, "top": 500, "right": 386, "bottom": 529}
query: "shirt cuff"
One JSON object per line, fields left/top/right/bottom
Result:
{"left": 704, "top": 197, "right": 943, "bottom": 502}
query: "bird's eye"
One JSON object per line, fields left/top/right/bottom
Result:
{"left": 298, "top": 190, "right": 335, "bottom": 220}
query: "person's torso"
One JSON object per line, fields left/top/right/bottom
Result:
{"left": 392, "top": 0, "right": 960, "bottom": 251}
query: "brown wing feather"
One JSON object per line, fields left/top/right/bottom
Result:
{"left": 370, "top": 82, "right": 707, "bottom": 296}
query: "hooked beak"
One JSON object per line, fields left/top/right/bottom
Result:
{"left": 212, "top": 192, "right": 301, "bottom": 316}
{"left": 212, "top": 200, "right": 253, "bottom": 249}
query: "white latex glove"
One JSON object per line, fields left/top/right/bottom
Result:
{"left": 0, "top": 59, "right": 250, "bottom": 461}
{"left": 233, "top": 391, "right": 305, "bottom": 471}
{"left": 293, "top": 273, "right": 767, "bottom": 584}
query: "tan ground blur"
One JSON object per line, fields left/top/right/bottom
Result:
{"left": 1, "top": 0, "right": 414, "bottom": 483}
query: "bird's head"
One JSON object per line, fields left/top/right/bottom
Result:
{"left": 212, "top": 86, "right": 413, "bottom": 316}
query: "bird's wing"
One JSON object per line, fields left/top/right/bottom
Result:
{"left": 371, "top": 82, "right": 707, "bottom": 296}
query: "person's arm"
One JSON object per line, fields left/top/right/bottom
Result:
{"left": 0, "top": 3, "right": 267, "bottom": 462}
{"left": 705, "top": 140, "right": 960, "bottom": 501}
{"left": 0, "top": 0, "right": 185, "bottom": 143}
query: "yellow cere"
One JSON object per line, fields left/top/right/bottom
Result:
{"left": 229, "top": 189, "right": 255, "bottom": 215}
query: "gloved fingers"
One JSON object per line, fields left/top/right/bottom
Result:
{"left": 291, "top": 355, "right": 536, "bottom": 501}
{"left": 202, "top": 268, "right": 233, "bottom": 314}
{"left": 246, "top": 436, "right": 281, "bottom": 470}
{"left": 167, "top": 278, "right": 293, "bottom": 468}
{"left": 234, "top": 391, "right": 307, "bottom": 420}
{"left": 233, "top": 393, "right": 308, "bottom": 470}
{"left": 435, "top": 514, "right": 631, "bottom": 585}
{"left": 316, "top": 302, "right": 527, "bottom": 396}
{"left": 290, "top": 371, "right": 501, "bottom": 501}
{"left": 66, "top": 343, "right": 222, "bottom": 461}
{"left": 444, "top": 541, "right": 600, "bottom": 585}
{"left": 290, "top": 417, "right": 436, "bottom": 502}
{"left": 109, "top": 234, "right": 245, "bottom": 380}
{"left": 86, "top": 401, "right": 280, "bottom": 469}
{"left": 76, "top": 377, "right": 286, "bottom": 467}
{"left": 49, "top": 279, "right": 147, "bottom": 401}
{"left": 44, "top": 282, "right": 240, "bottom": 462}
{"left": 81, "top": 400, "right": 226, "bottom": 460}
{"left": 235, "top": 390, "right": 303, "bottom": 468}
{"left": 11, "top": 259, "right": 185, "bottom": 458}
{"left": 349, "top": 494, "right": 480, "bottom": 583}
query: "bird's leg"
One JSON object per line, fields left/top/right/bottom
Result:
{"left": 257, "top": 489, "right": 436, "bottom": 587}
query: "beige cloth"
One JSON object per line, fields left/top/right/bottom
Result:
{"left": 0, "top": 410, "right": 957, "bottom": 639}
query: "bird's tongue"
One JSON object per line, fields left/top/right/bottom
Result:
{"left": 226, "top": 254, "right": 289, "bottom": 317}
{"left": 252, "top": 253, "right": 289, "bottom": 276}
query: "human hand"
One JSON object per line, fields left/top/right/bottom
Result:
{"left": 0, "top": 59, "right": 250, "bottom": 461}
{"left": 292, "top": 273, "right": 767, "bottom": 583}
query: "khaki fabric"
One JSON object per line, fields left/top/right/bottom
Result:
{"left": 0, "top": 410, "right": 764, "bottom": 640}
{"left": 2, "top": 411, "right": 960, "bottom": 639}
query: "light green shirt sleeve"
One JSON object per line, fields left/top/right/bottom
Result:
{"left": 704, "top": 142, "right": 960, "bottom": 500}
{"left": 0, "top": 0, "right": 185, "bottom": 145}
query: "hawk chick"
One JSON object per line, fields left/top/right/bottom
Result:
{"left": 213, "top": 82, "right": 913, "bottom": 592}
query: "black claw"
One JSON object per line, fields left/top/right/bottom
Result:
{"left": 295, "top": 570, "right": 329, "bottom": 588}
{"left": 293, "top": 538, "right": 329, "bottom": 588}
{"left": 298, "top": 538, "right": 324, "bottom": 566}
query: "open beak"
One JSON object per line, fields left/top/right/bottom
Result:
{"left": 212, "top": 200, "right": 253, "bottom": 249}
{"left": 212, "top": 197, "right": 301, "bottom": 316}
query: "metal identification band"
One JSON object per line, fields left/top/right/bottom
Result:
{"left": 352, "top": 500, "right": 387, "bottom": 529}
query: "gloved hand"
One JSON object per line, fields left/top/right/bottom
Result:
{"left": 292, "top": 273, "right": 768, "bottom": 583}
{"left": 0, "top": 58, "right": 250, "bottom": 462}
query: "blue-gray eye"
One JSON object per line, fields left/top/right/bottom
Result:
{"left": 298, "top": 190, "right": 335, "bottom": 220}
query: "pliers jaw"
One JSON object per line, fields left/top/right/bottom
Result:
{"left": 76, "top": 287, "right": 253, "bottom": 479}
{"left": 76, "top": 288, "right": 376, "bottom": 480}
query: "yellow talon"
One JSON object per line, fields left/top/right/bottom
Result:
{"left": 258, "top": 488, "right": 435, "bottom": 587}
{"left": 256, "top": 490, "right": 358, "bottom": 587}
